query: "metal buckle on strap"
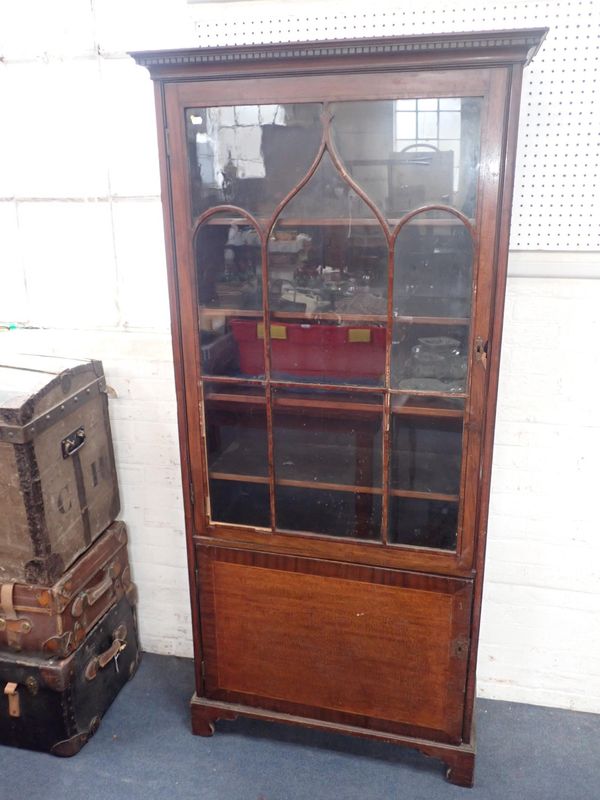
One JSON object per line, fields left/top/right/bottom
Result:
{"left": 0, "top": 584, "right": 17, "bottom": 620}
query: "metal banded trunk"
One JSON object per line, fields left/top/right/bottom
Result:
{"left": 0, "top": 356, "right": 120, "bottom": 585}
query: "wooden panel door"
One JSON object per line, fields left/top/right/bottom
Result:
{"left": 198, "top": 545, "right": 473, "bottom": 743}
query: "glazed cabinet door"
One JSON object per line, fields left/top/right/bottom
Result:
{"left": 163, "top": 67, "right": 509, "bottom": 575}
{"left": 198, "top": 546, "right": 473, "bottom": 743}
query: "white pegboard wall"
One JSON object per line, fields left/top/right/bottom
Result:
{"left": 191, "top": 0, "right": 600, "bottom": 252}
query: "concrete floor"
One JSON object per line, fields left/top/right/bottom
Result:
{"left": 1, "top": 653, "right": 598, "bottom": 800}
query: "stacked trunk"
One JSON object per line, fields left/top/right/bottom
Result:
{"left": 0, "top": 355, "right": 139, "bottom": 755}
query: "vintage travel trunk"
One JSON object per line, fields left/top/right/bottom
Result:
{"left": 0, "top": 355, "right": 120, "bottom": 585}
{"left": 0, "top": 591, "right": 139, "bottom": 756}
{"left": 0, "top": 521, "right": 132, "bottom": 658}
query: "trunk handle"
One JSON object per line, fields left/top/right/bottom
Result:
{"left": 61, "top": 426, "right": 86, "bottom": 458}
{"left": 72, "top": 562, "right": 120, "bottom": 618}
{"left": 85, "top": 625, "right": 128, "bottom": 681}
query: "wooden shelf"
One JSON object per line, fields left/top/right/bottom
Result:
{"left": 209, "top": 471, "right": 458, "bottom": 503}
{"left": 391, "top": 402, "right": 464, "bottom": 419}
{"left": 204, "top": 389, "right": 382, "bottom": 415}
{"left": 198, "top": 308, "right": 467, "bottom": 326}
{"left": 209, "top": 471, "right": 381, "bottom": 495}
{"left": 209, "top": 471, "right": 268, "bottom": 485}
{"left": 203, "top": 387, "right": 464, "bottom": 419}
{"left": 394, "top": 315, "right": 469, "bottom": 326}
{"left": 277, "top": 478, "right": 380, "bottom": 495}
{"left": 391, "top": 388, "right": 467, "bottom": 399}
{"left": 205, "top": 391, "right": 266, "bottom": 406}
{"left": 273, "top": 396, "right": 382, "bottom": 414}
{"left": 199, "top": 307, "right": 261, "bottom": 318}
{"left": 390, "top": 488, "right": 459, "bottom": 502}
{"left": 272, "top": 310, "right": 387, "bottom": 324}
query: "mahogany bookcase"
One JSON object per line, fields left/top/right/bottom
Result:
{"left": 132, "top": 29, "right": 547, "bottom": 786}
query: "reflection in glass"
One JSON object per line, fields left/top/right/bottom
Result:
{"left": 272, "top": 389, "right": 383, "bottom": 488}
{"left": 330, "top": 97, "right": 482, "bottom": 218}
{"left": 272, "top": 388, "right": 383, "bottom": 540}
{"left": 390, "top": 416, "right": 463, "bottom": 495}
{"left": 205, "top": 393, "right": 268, "bottom": 479}
{"left": 204, "top": 387, "right": 270, "bottom": 527}
{"left": 392, "top": 324, "right": 469, "bottom": 393}
{"left": 186, "top": 104, "right": 323, "bottom": 218}
{"left": 267, "top": 152, "right": 388, "bottom": 386}
{"left": 391, "top": 210, "right": 472, "bottom": 392}
{"left": 196, "top": 212, "right": 264, "bottom": 377}
{"left": 393, "top": 210, "right": 473, "bottom": 319}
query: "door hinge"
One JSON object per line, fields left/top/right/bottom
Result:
{"left": 474, "top": 336, "right": 488, "bottom": 369}
{"left": 201, "top": 660, "right": 206, "bottom": 680}
{"left": 189, "top": 481, "right": 195, "bottom": 507}
{"left": 165, "top": 128, "right": 171, "bottom": 159}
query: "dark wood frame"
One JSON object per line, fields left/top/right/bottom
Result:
{"left": 132, "top": 29, "right": 547, "bottom": 787}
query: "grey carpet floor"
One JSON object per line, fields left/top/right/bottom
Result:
{"left": 1, "top": 652, "right": 598, "bottom": 800}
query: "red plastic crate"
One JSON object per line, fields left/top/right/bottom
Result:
{"left": 230, "top": 319, "right": 385, "bottom": 381}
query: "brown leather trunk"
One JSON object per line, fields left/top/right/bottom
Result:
{"left": 0, "top": 355, "right": 120, "bottom": 585}
{"left": 0, "top": 521, "right": 132, "bottom": 658}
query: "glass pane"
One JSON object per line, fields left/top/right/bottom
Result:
{"left": 388, "top": 497, "right": 458, "bottom": 550}
{"left": 186, "top": 104, "right": 323, "bottom": 219}
{"left": 272, "top": 388, "right": 383, "bottom": 540}
{"left": 331, "top": 97, "right": 482, "bottom": 218}
{"left": 268, "top": 152, "right": 387, "bottom": 386}
{"left": 395, "top": 112, "right": 417, "bottom": 140}
{"left": 272, "top": 388, "right": 383, "bottom": 488}
{"left": 439, "top": 111, "right": 461, "bottom": 139}
{"left": 203, "top": 385, "right": 270, "bottom": 527}
{"left": 392, "top": 209, "right": 473, "bottom": 390}
{"left": 394, "top": 237, "right": 472, "bottom": 312}
{"left": 209, "top": 479, "right": 270, "bottom": 528}
{"left": 439, "top": 98, "right": 461, "bottom": 111}
{"left": 390, "top": 415, "right": 463, "bottom": 495}
{"left": 196, "top": 212, "right": 264, "bottom": 378}
{"left": 417, "top": 111, "right": 438, "bottom": 139}
{"left": 204, "top": 390, "right": 268, "bottom": 479}
{"left": 276, "top": 486, "right": 382, "bottom": 540}
{"left": 391, "top": 324, "right": 469, "bottom": 393}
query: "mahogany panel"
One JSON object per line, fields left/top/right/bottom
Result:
{"left": 173, "top": 69, "right": 489, "bottom": 110}
{"left": 198, "top": 546, "right": 472, "bottom": 743}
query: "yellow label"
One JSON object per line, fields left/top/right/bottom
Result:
{"left": 270, "top": 324, "right": 287, "bottom": 340}
{"left": 257, "top": 323, "right": 287, "bottom": 340}
{"left": 348, "top": 328, "right": 371, "bottom": 343}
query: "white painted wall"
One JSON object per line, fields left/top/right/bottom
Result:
{"left": 0, "top": 0, "right": 599, "bottom": 714}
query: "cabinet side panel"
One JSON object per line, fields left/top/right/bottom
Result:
{"left": 463, "top": 63, "right": 524, "bottom": 741}
{"left": 199, "top": 547, "right": 472, "bottom": 743}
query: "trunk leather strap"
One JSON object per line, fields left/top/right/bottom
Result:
{"left": 0, "top": 584, "right": 17, "bottom": 620}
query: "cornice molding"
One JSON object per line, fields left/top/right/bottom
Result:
{"left": 130, "top": 28, "right": 548, "bottom": 75}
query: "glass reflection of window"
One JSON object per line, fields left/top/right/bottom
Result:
{"left": 394, "top": 98, "right": 462, "bottom": 191}
{"left": 189, "top": 105, "right": 286, "bottom": 196}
